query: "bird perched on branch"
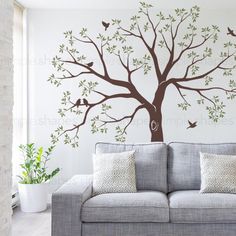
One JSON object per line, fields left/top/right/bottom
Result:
{"left": 83, "top": 98, "right": 89, "bottom": 107}
{"left": 75, "top": 98, "right": 81, "bottom": 107}
{"left": 187, "top": 120, "right": 197, "bottom": 129}
{"left": 227, "top": 27, "right": 236, "bottom": 37}
{"left": 86, "top": 62, "right": 93, "bottom": 67}
{"left": 102, "top": 21, "right": 110, "bottom": 31}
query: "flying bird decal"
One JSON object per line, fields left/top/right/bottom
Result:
{"left": 102, "top": 21, "right": 110, "bottom": 31}
{"left": 187, "top": 120, "right": 197, "bottom": 129}
{"left": 227, "top": 27, "right": 236, "bottom": 37}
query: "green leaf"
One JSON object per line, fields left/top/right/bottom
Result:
{"left": 111, "top": 19, "right": 121, "bottom": 25}
{"left": 178, "top": 102, "right": 191, "bottom": 111}
{"left": 36, "top": 147, "right": 43, "bottom": 162}
{"left": 79, "top": 28, "right": 88, "bottom": 38}
{"left": 18, "top": 144, "right": 60, "bottom": 184}
{"left": 206, "top": 97, "right": 226, "bottom": 122}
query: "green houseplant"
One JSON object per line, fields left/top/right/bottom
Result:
{"left": 18, "top": 143, "right": 60, "bottom": 212}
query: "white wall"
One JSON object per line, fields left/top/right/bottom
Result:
{"left": 0, "top": 0, "right": 13, "bottom": 234}
{"left": 27, "top": 1, "right": 236, "bottom": 190}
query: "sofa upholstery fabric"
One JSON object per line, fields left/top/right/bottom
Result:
{"left": 168, "top": 142, "right": 236, "bottom": 192}
{"left": 52, "top": 142, "right": 236, "bottom": 236}
{"left": 169, "top": 190, "right": 236, "bottom": 223}
{"left": 82, "top": 191, "right": 169, "bottom": 223}
{"left": 96, "top": 142, "right": 167, "bottom": 192}
{"left": 82, "top": 223, "right": 236, "bottom": 236}
{"left": 51, "top": 175, "right": 93, "bottom": 236}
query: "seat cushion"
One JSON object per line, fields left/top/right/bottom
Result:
{"left": 82, "top": 191, "right": 169, "bottom": 223}
{"left": 169, "top": 190, "right": 236, "bottom": 223}
{"left": 95, "top": 142, "right": 167, "bottom": 192}
{"left": 168, "top": 142, "right": 236, "bottom": 192}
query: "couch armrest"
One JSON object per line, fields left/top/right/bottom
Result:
{"left": 51, "top": 175, "right": 93, "bottom": 236}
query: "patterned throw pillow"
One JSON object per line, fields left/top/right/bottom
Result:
{"left": 93, "top": 150, "right": 137, "bottom": 195}
{"left": 200, "top": 152, "right": 236, "bottom": 193}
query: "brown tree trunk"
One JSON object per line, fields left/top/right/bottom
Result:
{"left": 148, "top": 82, "right": 168, "bottom": 142}
{"left": 149, "top": 109, "right": 164, "bottom": 142}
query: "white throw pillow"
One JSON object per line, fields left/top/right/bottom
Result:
{"left": 200, "top": 152, "right": 236, "bottom": 193}
{"left": 93, "top": 150, "right": 137, "bottom": 195}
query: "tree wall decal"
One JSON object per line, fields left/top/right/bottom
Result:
{"left": 49, "top": 2, "right": 236, "bottom": 147}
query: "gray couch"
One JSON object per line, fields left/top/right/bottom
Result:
{"left": 52, "top": 142, "right": 236, "bottom": 236}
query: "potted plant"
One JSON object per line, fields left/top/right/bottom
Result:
{"left": 18, "top": 143, "right": 60, "bottom": 212}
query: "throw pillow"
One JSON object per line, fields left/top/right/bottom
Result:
{"left": 200, "top": 152, "right": 236, "bottom": 193}
{"left": 93, "top": 150, "right": 137, "bottom": 195}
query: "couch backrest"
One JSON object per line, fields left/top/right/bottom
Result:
{"left": 95, "top": 142, "right": 167, "bottom": 193}
{"left": 168, "top": 142, "right": 236, "bottom": 192}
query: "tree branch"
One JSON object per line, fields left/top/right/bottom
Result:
{"left": 119, "top": 23, "right": 163, "bottom": 84}
{"left": 175, "top": 86, "right": 190, "bottom": 105}
{"left": 86, "top": 36, "right": 109, "bottom": 77}
{"left": 56, "top": 71, "right": 92, "bottom": 80}
{"left": 59, "top": 93, "right": 134, "bottom": 136}
{"left": 143, "top": 9, "right": 159, "bottom": 49}
{"left": 173, "top": 82, "right": 236, "bottom": 109}
{"left": 61, "top": 37, "right": 133, "bottom": 90}
{"left": 183, "top": 55, "right": 206, "bottom": 78}
{"left": 197, "top": 90, "right": 216, "bottom": 107}
{"left": 59, "top": 56, "right": 131, "bottom": 89}
{"left": 172, "top": 34, "right": 212, "bottom": 68}
{"left": 98, "top": 104, "right": 145, "bottom": 128}
{"left": 174, "top": 82, "right": 236, "bottom": 94}
{"left": 160, "top": 31, "right": 171, "bottom": 53}
{"left": 118, "top": 26, "right": 141, "bottom": 39}
{"left": 58, "top": 36, "right": 155, "bottom": 114}
{"left": 173, "top": 14, "right": 191, "bottom": 39}
{"left": 115, "top": 53, "right": 128, "bottom": 71}
{"left": 161, "top": 24, "right": 175, "bottom": 79}
{"left": 171, "top": 52, "right": 236, "bottom": 83}
{"left": 121, "top": 104, "right": 145, "bottom": 135}
{"left": 114, "top": 52, "right": 143, "bottom": 84}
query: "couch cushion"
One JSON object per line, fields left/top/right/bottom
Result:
{"left": 82, "top": 191, "right": 169, "bottom": 223}
{"left": 93, "top": 151, "right": 137, "bottom": 195}
{"left": 200, "top": 152, "right": 236, "bottom": 194}
{"left": 169, "top": 190, "right": 236, "bottom": 223}
{"left": 168, "top": 142, "right": 236, "bottom": 192}
{"left": 95, "top": 142, "right": 167, "bottom": 192}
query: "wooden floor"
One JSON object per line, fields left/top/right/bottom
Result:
{"left": 12, "top": 205, "right": 51, "bottom": 236}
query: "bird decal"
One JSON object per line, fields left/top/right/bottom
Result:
{"left": 83, "top": 98, "right": 89, "bottom": 107}
{"left": 102, "top": 21, "right": 110, "bottom": 31}
{"left": 227, "top": 27, "right": 236, "bottom": 37}
{"left": 86, "top": 62, "right": 94, "bottom": 67}
{"left": 75, "top": 98, "right": 81, "bottom": 107}
{"left": 187, "top": 120, "right": 197, "bottom": 129}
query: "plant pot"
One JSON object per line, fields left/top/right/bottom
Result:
{"left": 18, "top": 182, "right": 48, "bottom": 213}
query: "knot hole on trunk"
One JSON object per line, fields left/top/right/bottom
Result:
{"left": 151, "top": 120, "right": 159, "bottom": 132}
